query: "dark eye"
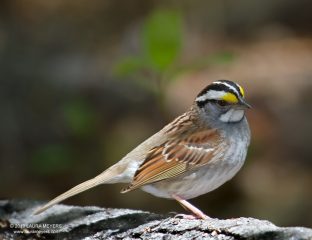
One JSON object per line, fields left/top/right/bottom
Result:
{"left": 216, "top": 100, "right": 228, "bottom": 107}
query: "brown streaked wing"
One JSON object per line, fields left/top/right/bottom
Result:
{"left": 121, "top": 129, "right": 223, "bottom": 193}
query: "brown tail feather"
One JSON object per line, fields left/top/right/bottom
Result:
{"left": 33, "top": 169, "right": 117, "bottom": 215}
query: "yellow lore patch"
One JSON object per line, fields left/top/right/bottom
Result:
{"left": 239, "top": 86, "right": 245, "bottom": 97}
{"left": 221, "top": 93, "right": 239, "bottom": 103}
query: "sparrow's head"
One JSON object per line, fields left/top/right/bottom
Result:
{"left": 195, "top": 80, "right": 251, "bottom": 123}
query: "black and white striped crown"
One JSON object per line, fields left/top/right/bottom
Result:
{"left": 196, "top": 80, "right": 245, "bottom": 106}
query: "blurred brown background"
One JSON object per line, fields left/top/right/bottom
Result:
{"left": 1, "top": 0, "right": 312, "bottom": 227}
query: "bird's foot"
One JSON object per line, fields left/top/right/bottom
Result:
{"left": 174, "top": 213, "right": 210, "bottom": 220}
{"left": 172, "top": 194, "right": 210, "bottom": 220}
{"left": 174, "top": 214, "right": 197, "bottom": 220}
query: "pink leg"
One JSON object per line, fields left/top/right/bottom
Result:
{"left": 172, "top": 194, "right": 209, "bottom": 220}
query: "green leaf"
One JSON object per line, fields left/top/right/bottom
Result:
{"left": 142, "top": 9, "right": 183, "bottom": 71}
{"left": 113, "top": 56, "right": 146, "bottom": 77}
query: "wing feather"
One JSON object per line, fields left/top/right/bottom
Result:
{"left": 121, "top": 128, "right": 224, "bottom": 193}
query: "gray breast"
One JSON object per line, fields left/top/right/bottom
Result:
{"left": 142, "top": 118, "right": 250, "bottom": 200}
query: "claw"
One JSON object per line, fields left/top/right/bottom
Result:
{"left": 174, "top": 214, "right": 197, "bottom": 220}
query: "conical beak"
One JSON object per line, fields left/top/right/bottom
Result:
{"left": 239, "top": 98, "right": 252, "bottom": 109}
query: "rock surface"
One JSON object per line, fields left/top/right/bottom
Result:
{"left": 0, "top": 199, "right": 311, "bottom": 240}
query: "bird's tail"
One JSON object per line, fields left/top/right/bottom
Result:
{"left": 33, "top": 167, "right": 119, "bottom": 215}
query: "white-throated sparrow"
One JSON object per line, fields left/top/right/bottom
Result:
{"left": 34, "top": 80, "right": 251, "bottom": 219}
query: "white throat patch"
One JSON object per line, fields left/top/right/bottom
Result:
{"left": 220, "top": 109, "right": 244, "bottom": 123}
